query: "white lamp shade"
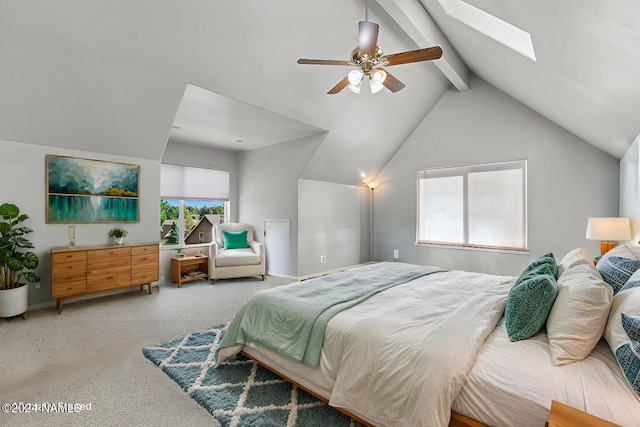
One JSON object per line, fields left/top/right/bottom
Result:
{"left": 348, "top": 69, "right": 364, "bottom": 85}
{"left": 586, "top": 217, "right": 631, "bottom": 241}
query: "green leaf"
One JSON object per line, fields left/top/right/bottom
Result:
{"left": 22, "top": 271, "right": 40, "bottom": 283}
{"left": 0, "top": 203, "right": 19, "bottom": 220}
{"left": 22, "top": 252, "right": 39, "bottom": 269}
{"left": 6, "top": 258, "right": 24, "bottom": 271}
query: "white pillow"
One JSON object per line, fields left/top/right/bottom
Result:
{"left": 556, "top": 247, "right": 592, "bottom": 277}
{"left": 546, "top": 261, "right": 613, "bottom": 365}
{"left": 597, "top": 243, "right": 640, "bottom": 269}
{"left": 605, "top": 287, "right": 640, "bottom": 353}
{"left": 604, "top": 287, "right": 640, "bottom": 399}
{"left": 620, "top": 268, "right": 640, "bottom": 293}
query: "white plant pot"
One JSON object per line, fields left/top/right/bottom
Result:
{"left": 0, "top": 284, "right": 28, "bottom": 318}
{"left": 114, "top": 237, "right": 124, "bottom": 245}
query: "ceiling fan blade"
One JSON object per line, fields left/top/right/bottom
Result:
{"left": 379, "top": 68, "right": 406, "bottom": 93}
{"left": 327, "top": 75, "right": 350, "bottom": 95}
{"left": 382, "top": 46, "right": 443, "bottom": 66}
{"left": 298, "top": 59, "right": 356, "bottom": 66}
{"left": 358, "top": 21, "right": 379, "bottom": 57}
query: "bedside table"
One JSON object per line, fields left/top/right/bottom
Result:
{"left": 171, "top": 255, "right": 209, "bottom": 288}
{"left": 546, "top": 400, "right": 621, "bottom": 427}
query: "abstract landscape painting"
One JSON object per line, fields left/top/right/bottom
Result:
{"left": 46, "top": 155, "right": 140, "bottom": 223}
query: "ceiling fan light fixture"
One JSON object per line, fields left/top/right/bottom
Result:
{"left": 348, "top": 81, "right": 363, "bottom": 94}
{"left": 371, "top": 68, "right": 387, "bottom": 84}
{"left": 348, "top": 69, "right": 364, "bottom": 86}
{"left": 370, "top": 80, "right": 384, "bottom": 94}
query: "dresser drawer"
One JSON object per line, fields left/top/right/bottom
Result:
{"left": 132, "top": 253, "right": 157, "bottom": 266}
{"left": 87, "top": 266, "right": 131, "bottom": 292}
{"left": 132, "top": 263, "right": 159, "bottom": 284}
{"left": 131, "top": 245, "right": 158, "bottom": 256}
{"left": 52, "top": 270, "right": 87, "bottom": 284}
{"left": 87, "top": 247, "right": 131, "bottom": 260}
{"left": 88, "top": 255, "right": 130, "bottom": 270}
{"left": 52, "top": 251, "right": 87, "bottom": 264}
{"left": 52, "top": 280, "right": 87, "bottom": 298}
{"left": 52, "top": 261, "right": 86, "bottom": 277}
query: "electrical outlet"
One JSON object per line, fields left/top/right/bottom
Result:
{"left": 33, "top": 282, "right": 40, "bottom": 289}
{"left": 320, "top": 255, "right": 326, "bottom": 263}
{"left": 393, "top": 250, "right": 399, "bottom": 259}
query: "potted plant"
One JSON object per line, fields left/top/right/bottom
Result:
{"left": 0, "top": 203, "right": 40, "bottom": 318}
{"left": 108, "top": 227, "right": 128, "bottom": 245}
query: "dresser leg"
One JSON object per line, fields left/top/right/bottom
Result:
{"left": 57, "top": 299, "right": 63, "bottom": 315}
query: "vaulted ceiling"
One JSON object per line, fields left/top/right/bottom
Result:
{"left": 1, "top": 1, "right": 639, "bottom": 185}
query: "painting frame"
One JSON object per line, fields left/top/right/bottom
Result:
{"left": 46, "top": 155, "right": 140, "bottom": 223}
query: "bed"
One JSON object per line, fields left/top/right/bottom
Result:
{"left": 215, "top": 249, "right": 640, "bottom": 427}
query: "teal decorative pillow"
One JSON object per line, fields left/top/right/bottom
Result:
{"left": 517, "top": 262, "right": 556, "bottom": 282}
{"left": 598, "top": 256, "right": 640, "bottom": 295}
{"left": 615, "top": 313, "right": 640, "bottom": 398}
{"left": 519, "top": 252, "right": 557, "bottom": 279}
{"left": 222, "top": 230, "right": 249, "bottom": 249}
{"left": 505, "top": 274, "right": 558, "bottom": 342}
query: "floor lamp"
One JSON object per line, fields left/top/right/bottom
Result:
{"left": 365, "top": 181, "right": 379, "bottom": 261}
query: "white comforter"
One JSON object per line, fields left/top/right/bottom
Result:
{"left": 239, "top": 269, "right": 515, "bottom": 426}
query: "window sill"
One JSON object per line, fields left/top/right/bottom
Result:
{"left": 415, "top": 242, "right": 530, "bottom": 255}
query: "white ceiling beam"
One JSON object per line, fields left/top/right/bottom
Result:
{"left": 375, "top": 0, "right": 470, "bottom": 91}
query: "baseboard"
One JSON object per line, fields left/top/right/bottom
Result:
{"left": 297, "top": 262, "right": 374, "bottom": 281}
{"left": 266, "top": 272, "right": 297, "bottom": 280}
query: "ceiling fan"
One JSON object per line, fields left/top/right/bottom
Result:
{"left": 297, "top": 2, "right": 443, "bottom": 95}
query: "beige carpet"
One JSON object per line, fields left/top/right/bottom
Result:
{"left": 0, "top": 275, "right": 292, "bottom": 427}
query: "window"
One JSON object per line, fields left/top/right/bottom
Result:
{"left": 436, "top": 0, "right": 536, "bottom": 61}
{"left": 417, "top": 160, "right": 527, "bottom": 251}
{"left": 160, "top": 165, "right": 229, "bottom": 247}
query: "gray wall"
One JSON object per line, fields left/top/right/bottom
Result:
{"left": 237, "top": 135, "right": 324, "bottom": 278}
{"left": 297, "top": 179, "right": 366, "bottom": 277}
{"left": 374, "top": 77, "right": 620, "bottom": 275}
{"left": 621, "top": 135, "right": 640, "bottom": 240}
{"left": 0, "top": 139, "right": 160, "bottom": 306}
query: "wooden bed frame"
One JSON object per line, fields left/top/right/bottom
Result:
{"left": 242, "top": 351, "right": 490, "bottom": 427}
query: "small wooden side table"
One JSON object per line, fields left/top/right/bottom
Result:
{"left": 171, "top": 255, "right": 209, "bottom": 288}
{"left": 546, "top": 400, "right": 621, "bottom": 427}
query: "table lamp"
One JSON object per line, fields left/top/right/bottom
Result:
{"left": 585, "top": 217, "right": 631, "bottom": 255}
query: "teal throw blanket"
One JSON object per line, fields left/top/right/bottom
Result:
{"left": 216, "top": 262, "right": 445, "bottom": 367}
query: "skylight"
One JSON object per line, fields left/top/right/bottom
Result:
{"left": 437, "top": 0, "right": 536, "bottom": 61}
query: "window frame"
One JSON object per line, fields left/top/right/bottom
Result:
{"left": 160, "top": 163, "right": 230, "bottom": 249}
{"left": 416, "top": 159, "right": 528, "bottom": 253}
{"left": 160, "top": 199, "right": 229, "bottom": 248}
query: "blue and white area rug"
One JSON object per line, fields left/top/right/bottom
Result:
{"left": 142, "top": 324, "right": 362, "bottom": 427}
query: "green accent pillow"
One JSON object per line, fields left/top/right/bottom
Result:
{"left": 505, "top": 273, "right": 558, "bottom": 342}
{"left": 519, "top": 252, "right": 558, "bottom": 279}
{"left": 222, "top": 230, "right": 249, "bottom": 249}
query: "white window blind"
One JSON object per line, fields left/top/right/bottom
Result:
{"left": 160, "top": 164, "right": 229, "bottom": 200}
{"left": 417, "top": 160, "right": 527, "bottom": 251}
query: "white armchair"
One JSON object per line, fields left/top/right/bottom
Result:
{"left": 209, "top": 223, "right": 265, "bottom": 283}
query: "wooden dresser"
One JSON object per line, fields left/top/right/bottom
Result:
{"left": 51, "top": 243, "right": 159, "bottom": 314}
